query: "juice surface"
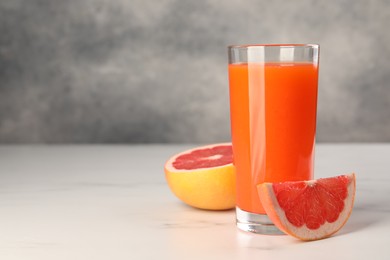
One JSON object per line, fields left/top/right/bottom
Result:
{"left": 229, "top": 62, "right": 318, "bottom": 214}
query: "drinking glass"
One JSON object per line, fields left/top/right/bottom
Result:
{"left": 228, "top": 44, "right": 319, "bottom": 234}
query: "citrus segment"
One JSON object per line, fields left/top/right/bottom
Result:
{"left": 172, "top": 145, "right": 233, "bottom": 170}
{"left": 164, "top": 143, "right": 235, "bottom": 210}
{"left": 258, "top": 174, "right": 356, "bottom": 240}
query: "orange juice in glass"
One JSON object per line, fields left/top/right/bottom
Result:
{"left": 228, "top": 44, "right": 319, "bottom": 234}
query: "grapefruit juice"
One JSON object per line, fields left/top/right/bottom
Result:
{"left": 229, "top": 62, "right": 319, "bottom": 214}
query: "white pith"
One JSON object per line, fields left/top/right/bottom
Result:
{"left": 207, "top": 154, "right": 223, "bottom": 160}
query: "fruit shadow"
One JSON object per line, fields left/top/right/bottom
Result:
{"left": 179, "top": 202, "right": 236, "bottom": 212}
{"left": 337, "top": 202, "right": 387, "bottom": 236}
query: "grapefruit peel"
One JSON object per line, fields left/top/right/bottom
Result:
{"left": 164, "top": 143, "right": 235, "bottom": 210}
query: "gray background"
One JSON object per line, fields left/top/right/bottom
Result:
{"left": 0, "top": 0, "right": 389, "bottom": 143}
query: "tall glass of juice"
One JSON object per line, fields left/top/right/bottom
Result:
{"left": 228, "top": 44, "right": 319, "bottom": 234}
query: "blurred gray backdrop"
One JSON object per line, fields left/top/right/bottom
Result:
{"left": 1, "top": 0, "right": 389, "bottom": 143}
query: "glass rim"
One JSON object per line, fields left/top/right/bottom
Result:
{"left": 228, "top": 43, "right": 319, "bottom": 49}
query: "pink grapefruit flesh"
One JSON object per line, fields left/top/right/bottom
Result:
{"left": 258, "top": 173, "right": 356, "bottom": 240}
{"left": 171, "top": 145, "right": 233, "bottom": 170}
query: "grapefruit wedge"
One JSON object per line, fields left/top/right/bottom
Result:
{"left": 258, "top": 173, "right": 356, "bottom": 241}
{"left": 164, "top": 143, "right": 235, "bottom": 210}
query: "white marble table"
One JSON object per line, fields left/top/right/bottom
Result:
{"left": 0, "top": 144, "right": 389, "bottom": 259}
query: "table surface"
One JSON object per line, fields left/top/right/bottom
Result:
{"left": 0, "top": 144, "right": 389, "bottom": 260}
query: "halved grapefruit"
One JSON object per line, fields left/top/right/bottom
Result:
{"left": 258, "top": 174, "right": 356, "bottom": 241}
{"left": 164, "top": 143, "right": 235, "bottom": 210}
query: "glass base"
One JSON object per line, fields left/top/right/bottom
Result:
{"left": 236, "top": 207, "right": 285, "bottom": 235}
